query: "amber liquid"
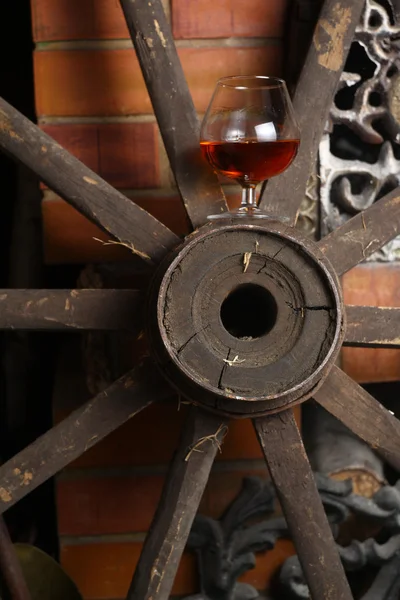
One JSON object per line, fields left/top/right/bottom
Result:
{"left": 201, "top": 139, "right": 300, "bottom": 185}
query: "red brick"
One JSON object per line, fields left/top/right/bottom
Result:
{"left": 172, "top": 0, "right": 289, "bottom": 39}
{"left": 34, "top": 47, "right": 283, "bottom": 116}
{"left": 61, "top": 543, "right": 195, "bottom": 598}
{"left": 31, "top": 0, "right": 129, "bottom": 42}
{"left": 55, "top": 401, "right": 300, "bottom": 470}
{"left": 42, "top": 193, "right": 241, "bottom": 264}
{"left": 61, "top": 539, "right": 294, "bottom": 598}
{"left": 62, "top": 402, "right": 264, "bottom": 469}
{"left": 42, "top": 196, "right": 133, "bottom": 264}
{"left": 57, "top": 470, "right": 268, "bottom": 536}
{"left": 41, "top": 123, "right": 159, "bottom": 189}
{"left": 342, "top": 264, "right": 400, "bottom": 383}
{"left": 31, "top": 0, "right": 288, "bottom": 42}
{"left": 41, "top": 193, "right": 190, "bottom": 265}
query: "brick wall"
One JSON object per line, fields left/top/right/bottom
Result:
{"left": 51, "top": 334, "right": 298, "bottom": 599}
{"left": 31, "top": 0, "right": 286, "bottom": 264}
{"left": 342, "top": 265, "right": 400, "bottom": 384}
{"left": 30, "top": 1, "right": 294, "bottom": 598}
{"left": 29, "top": 2, "right": 400, "bottom": 596}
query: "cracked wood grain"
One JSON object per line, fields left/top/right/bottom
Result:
{"left": 254, "top": 409, "right": 352, "bottom": 600}
{"left": 119, "top": 0, "right": 228, "bottom": 228}
{"left": 344, "top": 305, "right": 400, "bottom": 348}
{"left": 259, "top": 0, "right": 364, "bottom": 224}
{"left": 0, "top": 360, "right": 171, "bottom": 513}
{"left": 0, "top": 97, "right": 179, "bottom": 264}
{"left": 126, "top": 406, "right": 227, "bottom": 600}
{"left": 0, "top": 289, "right": 141, "bottom": 331}
{"left": 318, "top": 187, "right": 400, "bottom": 275}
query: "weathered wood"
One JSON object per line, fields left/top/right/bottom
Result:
{"left": 0, "top": 97, "right": 179, "bottom": 264}
{"left": 0, "top": 517, "right": 31, "bottom": 600}
{"left": 318, "top": 187, "right": 400, "bottom": 275}
{"left": 259, "top": 0, "right": 364, "bottom": 223}
{"left": 0, "top": 289, "right": 141, "bottom": 331}
{"left": 284, "top": 0, "right": 324, "bottom": 92}
{"left": 150, "top": 220, "right": 343, "bottom": 417}
{"left": 344, "top": 305, "right": 400, "bottom": 348}
{"left": 314, "top": 365, "right": 400, "bottom": 471}
{"left": 254, "top": 409, "right": 352, "bottom": 600}
{"left": 0, "top": 360, "right": 171, "bottom": 514}
{"left": 126, "top": 406, "right": 227, "bottom": 600}
{"left": 119, "top": 0, "right": 228, "bottom": 228}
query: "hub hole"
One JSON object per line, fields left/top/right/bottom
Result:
{"left": 220, "top": 284, "right": 278, "bottom": 339}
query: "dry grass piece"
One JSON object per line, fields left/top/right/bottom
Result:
{"left": 93, "top": 237, "right": 151, "bottom": 261}
{"left": 185, "top": 423, "right": 228, "bottom": 461}
{"left": 243, "top": 252, "right": 252, "bottom": 273}
{"left": 223, "top": 355, "right": 245, "bottom": 366}
{"left": 361, "top": 213, "right": 366, "bottom": 230}
{"left": 177, "top": 396, "right": 192, "bottom": 411}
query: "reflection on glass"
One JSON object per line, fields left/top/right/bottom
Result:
{"left": 200, "top": 76, "right": 301, "bottom": 219}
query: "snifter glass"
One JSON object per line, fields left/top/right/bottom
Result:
{"left": 200, "top": 75, "right": 300, "bottom": 219}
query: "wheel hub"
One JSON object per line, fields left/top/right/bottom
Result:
{"left": 149, "top": 220, "right": 345, "bottom": 417}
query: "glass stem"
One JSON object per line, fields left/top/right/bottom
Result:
{"left": 241, "top": 185, "right": 257, "bottom": 209}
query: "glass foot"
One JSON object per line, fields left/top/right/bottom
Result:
{"left": 208, "top": 206, "right": 289, "bottom": 221}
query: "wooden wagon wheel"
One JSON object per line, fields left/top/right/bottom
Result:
{"left": 0, "top": 0, "right": 398, "bottom": 598}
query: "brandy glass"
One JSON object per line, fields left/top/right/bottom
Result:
{"left": 200, "top": 76, "right": 300, "bottom": 219}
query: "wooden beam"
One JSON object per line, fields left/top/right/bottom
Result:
{"left": 254, "top": 409, "right": 352, "bottom": 600}
{"left": 0, "top": 289, "right": 141, "bottom": 331}
{"left": 344, "top": 305, "right": 400, "bottom": 348}
{"left": 0, "top": 360, "right": 171, "bottom": 514}
{"left": 119, "top": 0, "right": 228, "bottom": 228}
{"left": 318, "top": 187, "right": 400, "bottom": 275}
{"left": 126, "top": 407, "right": 227, "bottom": 600}
{"left": 259, "top": 0, "right": 365, "bottom": 224}
{"left": 0, "top": 98, "right": 179, "bottom": 265}
{"left": 314, "top": 365, "right": 400, "bottom": 471}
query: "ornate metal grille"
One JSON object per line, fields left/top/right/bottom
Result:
{"left": 320, "top": 0, "right": 400, "bottom": 260}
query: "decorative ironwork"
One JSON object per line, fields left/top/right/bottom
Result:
{"left": 186, "top": 475, "right": 400, "bottom": 599}
{"left": 184, "top": 477, "right": 285, "bottom": 600}
{"left": 320, "top": 0, "right": 400, "bottom": 260}
{"left": 281, "top": 476, "right": 400, "bottom": 599}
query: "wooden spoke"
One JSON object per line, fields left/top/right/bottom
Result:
{"left": 127, "top": 407, "right": 227, "bottom": 600}
{"left": 119, "top": 0, "right": 228, "bottom": 228}
{"left": 254, "top": 409, "right": 352, "bottom": 600}
{"left": 0, "top": 289, "right": 141, "bottom": 331}
{"left": 314, "top": 365, "right": 400, "bottom": 471}
{"left": 318, "top": 187, "right": 400, "bottom": 275}
{"left": 0, "top": 360, "right": 171, "bottom": 514}
{"left": 344, "top": 305, "right": 400, "bottom": 348}
{"left": 259, "top": 0, "right": 364, "bottom": 224}
{"left": 0, "top": 98, "right": 179, "bottom": 264}
{"left": 0, "top": 518, "right": 31, "bottom": 600}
